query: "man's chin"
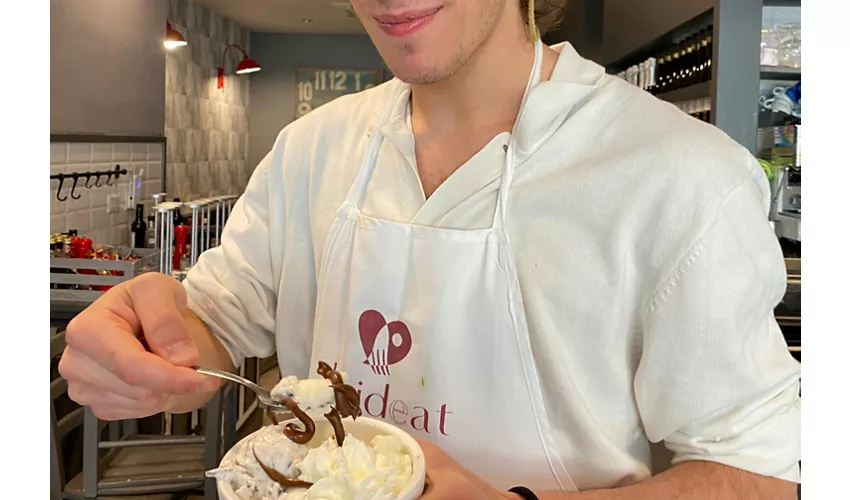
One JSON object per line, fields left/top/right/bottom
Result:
{"left": 389, "top": 64, "right": 453, "bottom": 85}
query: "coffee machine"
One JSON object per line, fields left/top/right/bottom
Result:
{"left": 766, "top": 125, "right": 801, "bottom": 243}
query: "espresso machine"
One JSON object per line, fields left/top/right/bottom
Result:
{"left": 766, "top": 124, "right": 801, "bottom": 244}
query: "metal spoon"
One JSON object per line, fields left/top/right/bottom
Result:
{"left": 195, "top": 366, "right": 290, "bottom": 413}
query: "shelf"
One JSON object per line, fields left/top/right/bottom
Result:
{"left": 763, "top": 0, "right": 801, "bottom": 7}
{"left": 656, "top": 81, "right": 711, "bottom": 103}
{"left": 605, "top": 9, "right": 713, "bottom": 74}
{"left": 761, "top": 66, "right": 801, "bottom": 80}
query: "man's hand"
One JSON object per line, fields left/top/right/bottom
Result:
{"left": 418, "top": 440, "right": 798, "bottom": 500}
{"left": 419, "top": 439, "right": 520, "bottom": 500}
{"left": 58, "top": 273, "right": 227, "bottom": 420}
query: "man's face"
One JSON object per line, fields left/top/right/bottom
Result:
{"left": 350, "top": 0, "right": 508, "bottom": 84}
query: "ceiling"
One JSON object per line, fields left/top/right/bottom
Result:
{"left": 193, "top": 0, "right": 367, "bottom": 34}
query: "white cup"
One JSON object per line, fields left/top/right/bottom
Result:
{"left": 216, "top": 417, "right": 427, "bottom": 500}
{"left": 763, "top": 91, "right": 795, "bottom": 115}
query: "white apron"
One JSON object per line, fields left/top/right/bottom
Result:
{"left": 309, "top": 41, "right": 575, "bottom": 492}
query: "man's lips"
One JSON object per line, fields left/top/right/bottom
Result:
{"left": 374, "top": 7, "right": 441, "bottom": 37}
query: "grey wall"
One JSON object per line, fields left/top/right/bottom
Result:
{"left": 247, "top": 33, "right": 386, "bottom": 169}
{"left": 597, "top": 0, "right": 714, "bottom": 65}
{"left": 50, "top": 0, "right": 168, "bottom": 136}
{"left": 165, "top": 0, "right": 253, "bottom": 201}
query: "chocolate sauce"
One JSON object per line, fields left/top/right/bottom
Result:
{"left": 252, "top": 446, "right": 314, "bottom": 489}
{"left": 317, "top": 361, "right": 362, "bottom": 420}
{"left": 330, "top": 383, "right": 362, "bottom": 420}
{"left": 324, "top": 408, "right": 346, "bottom": 446}
{"left": 317, "top": 361, "right": 343, "bottom": 385}
{"left": 272, "top": 361, "right": 363, "bottom": 447}
{"left": 281, "top": 397, "right": 316, "bottom": 445}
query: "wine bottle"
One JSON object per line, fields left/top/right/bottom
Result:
{"left": 671, "top": 40, "right": 685, "bottom": 90}
{"left": 654, "top": 55, "right": 666, "bottom": 94}
{"left": 131, "top": 204, "right": 146, "bottom": 249}
{"left": 172, "top": 198, "right": 184, "bottom": 226}
{"left": 682, "top": 36, "right": 694, "bottom": 87}
{"left": 146, "top": 216, "right": 156, "bottom": 248}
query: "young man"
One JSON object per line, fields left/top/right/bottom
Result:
{"left": 60, "top": 0, "right": 801, "bottom": 498}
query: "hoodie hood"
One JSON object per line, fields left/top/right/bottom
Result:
{"left": 514, "top": 42, "right": 606, "bottom": 162}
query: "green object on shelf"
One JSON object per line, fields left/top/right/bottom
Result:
{"left": 758, "top": 158, "right": 776, "bottom": 182}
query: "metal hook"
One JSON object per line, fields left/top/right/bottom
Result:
{"left": 95, "top": 173, "right": 105, "bottom": 187}
{"left": 106, "top": 165, "right": 121, "bottom": 186}
{"left": 70, "top": 174, "right": 82, "bottom": 200}
{"left": 56, "top": 174, "right": 68, "bottom": 202}
{"left": 84, "top": 173, "right": 97, "bottom": 189}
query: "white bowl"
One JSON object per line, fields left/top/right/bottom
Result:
{"left": 216, "top": 416, "right": 426, "bottom": 500}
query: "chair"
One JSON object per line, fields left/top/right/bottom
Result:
{"left": 50, "top": 328, "right": 240, "bottom": 500}
{"left": 51, "top": 329, "right": 83, "bottom": 500}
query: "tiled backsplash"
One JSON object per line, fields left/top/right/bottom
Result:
{"left": 50, "top": 141, "right": 165, "bottom": 246}
{"left": 165, "top": 0, "right": 252, "bottom": 201}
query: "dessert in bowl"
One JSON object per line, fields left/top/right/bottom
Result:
{"left": 207, "top": 362, "right": 426, "bottom": 500}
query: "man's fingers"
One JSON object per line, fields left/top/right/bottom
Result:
{"left": 65, "top": 310, "right": 212, "bottom": 395}
{"left": 127, "top": 274, "right": 198, "bottom": 366}
{"left": 89, "top": 405, "right": 163, "bottom": 422}
{"left": 60, "top": 347, "right": 163, "bottom": 401}
{"left": 66, "top": 381, "right": 165, "bottom": 412}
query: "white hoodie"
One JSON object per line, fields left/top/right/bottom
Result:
{"left": 185, "top": 43, "right": 801, "bottom": 489}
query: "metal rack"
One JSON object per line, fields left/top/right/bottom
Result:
{"left": 151, "top": 195, "right": 239, "bottom": 278}
{"left": 49, "top": 248, "right": 161, "bottom": 305}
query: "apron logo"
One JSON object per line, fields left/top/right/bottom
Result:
{"left": 359, "top": 309, "right": 412, "bottom": 376}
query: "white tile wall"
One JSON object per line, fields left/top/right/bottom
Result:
{"left": 50, "top": 142, "right": 165, "bottom": 246}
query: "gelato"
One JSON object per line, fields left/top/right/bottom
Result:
{"left": 207, "top": 423, "right": 414, "bottom": 500}
{"left": 208, "top": 361, "right": 414, "bottom": 500}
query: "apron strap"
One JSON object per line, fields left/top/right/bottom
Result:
{"left": 343, "top": 82, "right": 409, "bottom": 208}
{"left": 493, "top": 40, "right": 544, "bottom": 231}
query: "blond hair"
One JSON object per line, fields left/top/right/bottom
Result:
{"left": 520, "top": 0, "right": 567, "bottom": 37}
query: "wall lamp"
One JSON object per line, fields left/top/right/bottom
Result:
{"left": 217, "top": 44, "right": 261, "bottom": 89}
{"left": 164, "top": 22, "right": 187, "bottom": 50}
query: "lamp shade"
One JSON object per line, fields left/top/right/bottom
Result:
{"left": 164, "top": 22, "right": 187, "bottom": 49}
{"left": 217, "top": 45, "right": 261, "bottom": 88}
{"left": 235, "top": 56, "right": 261, "bottom": 75}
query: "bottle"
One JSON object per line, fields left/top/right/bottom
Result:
{"left": 661, "top": 51, "right": 673, "bottom": 91}
{"left": 653, "top": 55, "right": 666, "bottom": 94}
{"left": 173, "top": 224, "right": 189, "bottom": 273}
{"left": 694, "top": 30, "right": 704, "bottom": 84}
{"left": 146, "top": 215, "right": 157, "bottom": 248}
{"left": 682, "top": 36, "right": 695, "bottom": 87}
{"left": 669, "top": 41, "right": 683, "bottom": 91}
{"left": 647, "top": 57, "right": 657, "bottom": 93}
{"left": 50, "top": 240, "right": 61, "bottom": 290}
{"left": 172, "top": 198, "right": 184, "bottom": 226}
{"left": 699, "top": 29, "right": 710, "bottom": 83}
{"left": 131, "top": 204, "right": 147, "bottom": 249}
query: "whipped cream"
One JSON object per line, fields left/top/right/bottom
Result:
{"left": 297, "top": 433, "right": 413, "bottom": 500}
{"left": 207, "top": 424, "right": 309, "bottom": 500}
{"left": 208, "top": 423, "right": 414, "bottom": 500}
{"left": 271, "top": 375, "right": 344, "bottom": 414}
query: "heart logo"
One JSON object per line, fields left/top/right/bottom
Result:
{"left": 359, "top": 309, "right": 412, "bottom": 376}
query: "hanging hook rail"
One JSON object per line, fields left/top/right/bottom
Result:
{"left": 50, "top": 165, "right": 128, "bottom": 202}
